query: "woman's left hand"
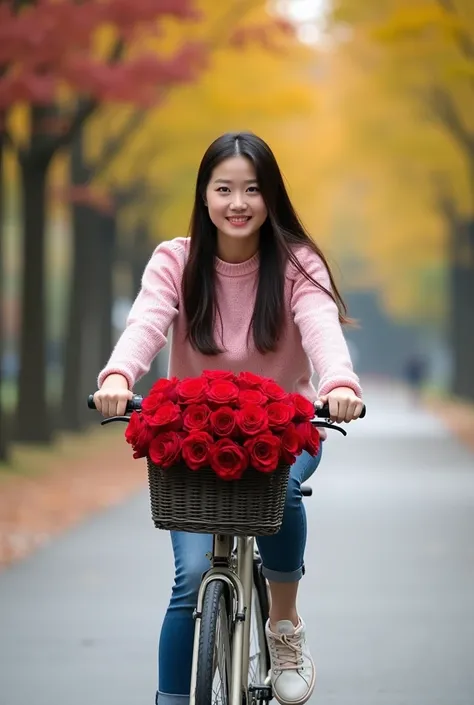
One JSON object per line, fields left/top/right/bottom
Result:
{"left": 318, "top": 387, "right": 364, "bottom": 424}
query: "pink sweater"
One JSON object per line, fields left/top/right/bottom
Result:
{"left": 98, "top": 238, "right": 362, "bottom": 403}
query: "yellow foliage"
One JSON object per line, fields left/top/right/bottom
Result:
{"left": 6, "top": 104, "right": 30, "bottom": 151}
{"left": 85, "top": 0, "right": 318, "bottom": 242}
{"left": 311, "top": 0, "right": 474, "bottom": 322}
{"left": 372, "top": 3, "right": 460, "bottom": 42}
{"left": 6, "top": 0, "right": 468, "bottom": 326}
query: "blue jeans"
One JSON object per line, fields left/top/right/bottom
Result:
{"left": 156, "top": 447, "right": 322, "bottom": 705}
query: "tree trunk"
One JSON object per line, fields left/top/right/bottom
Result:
{"left": 62, "top": 128, "right": 119, "bottom": 428}
{"left": 61, "top": 129, "right": 93, "bottom": 430}
{"left": 97, "top": 211, "right": 116, "bottom": 368}
{"left": 74, "top": 208, "right": 115, "bottom": 421}
{"left": 128, "top": 222, "right": 160, "bottom": 396}
{"left": 16, "top": 147, "right": 51, "bottom": 442}
{"left": 131, "top": 221, "right": 151, "bottom": 295}
{"left": 449, "top": 218, "right": 474, "bottom": 401}
{"left": 63, "top": 205, "right": 107, "bottom": 428}
{"left": 0, "top": 127, "right": 8, "bottom": 461}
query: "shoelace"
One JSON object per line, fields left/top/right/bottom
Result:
{"left": 270, "top": 632, "right": 304, "bottom": 671}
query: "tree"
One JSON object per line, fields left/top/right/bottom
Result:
{"left": 0, "top": 107, "right": 7, "bottom": 461}
{"left": 0, "top": 0, "right": 204, "bottom": 441}
{"left": 328, "top": 0, "right": 474, "bottom": 397}
{"left": 56, "top": 1, "right": 298, "bottom": 429}
{"left": 94, "top": 7, "right": 316, "bottom": 240}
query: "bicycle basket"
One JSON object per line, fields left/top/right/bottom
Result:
{"left": 147, "top": 461, "right": 290, "bottom": 536}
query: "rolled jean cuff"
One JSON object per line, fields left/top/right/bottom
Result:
{"left": 156, "top": 692, "right": 189, "bottom": 705}
{"left": 262, "top": 563, "right": 305, "bottom": 583}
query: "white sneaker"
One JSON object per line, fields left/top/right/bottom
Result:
{"left": 265, "top": 618, "right": 316, "bottom": 705}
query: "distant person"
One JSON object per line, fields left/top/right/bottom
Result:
{"left": 92, "top": 132, "right": 364, "bottom": 705}
{"left": 404, "top": 354, "right": 427, "bottom": 403}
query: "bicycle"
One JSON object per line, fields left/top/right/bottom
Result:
{"left": 88, "top": 393, "right": 366, "bottom": 705}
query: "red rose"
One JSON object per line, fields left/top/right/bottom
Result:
{"left": 238, "top": 389, "right": 268, "bottom": 407}
{"left": 244, "top": 433, "right": 281, "bottom": 473}
{"left": 149, "top": 431, "right": 182, "bottom": 468}
{"left": 209, "top": 439, "right": 249, "bottom": 481}
{"left": 210, "top": 406, "right": 236, "bottom": 437}
{"left": 236, "top": 404, "right": 269, "bottom": 436}
{"left": 149, "top": 400, "right": 183, "bottom": 432}
{"left": 207, "top": 380, "right": 240, "bottom": 407}
{"left": 125, "top": 411, "right": 155, "bottom": 459}
{"left": 295, "top": 422, "right": 321, "bottom": 456}
{"left": 202, "top": 370, "right": 237, "bottom": 383}
{"left": 176, "top": 377, "right": 209, "bottom": 405}
{"left": 149, "top": 376, "right": 179, "bottom": 402}
{"left": 141, "top": 391, "right": 166, "bottom": 416}
{"left": 182, "top": 431, "right": 213, "bottom": 470}
{"left": 289, "top": 393, "right": 315, "bottom": 422}
{"left": 237, "top": 371, "right": 267, "bottom": 389}
{"left": 183, "top": 404, "right": 211, "bottom": 433}
{"left": 267, "top": 401, "right": 296, "bottom": 432}
{"left": 281, "top": 423, "right": 304, "bottom": 465}
{"left": 261, "top": 379, "right": 288, "bottom": 402}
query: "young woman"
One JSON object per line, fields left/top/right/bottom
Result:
{"left": 94, "top": 132, "right": 364, "bottom": 705}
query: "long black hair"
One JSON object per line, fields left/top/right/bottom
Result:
{"left": 182, "top": 131, "right": 350, "bottom": 355}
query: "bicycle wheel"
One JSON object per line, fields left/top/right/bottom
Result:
{"left": 248, "top": 558, "right": 271, "bottom": 688}
{"left": 195, "top": 579, "right": 233, "bottom": 705}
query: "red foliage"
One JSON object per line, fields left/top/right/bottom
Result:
{"left": 228, "top": 17, "right": 296, "bottom": 52}
{"left": 0, "top": 0, "right": 203, "bottom": 110}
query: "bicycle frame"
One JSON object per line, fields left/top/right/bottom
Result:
{"left": 189, "top": 533, "right": 258, "bottom": 705}
{"left": 87, "top": 392, "right": 364, "bottom": 704}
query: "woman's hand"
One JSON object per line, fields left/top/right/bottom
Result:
{"left": 318, "top": 386, "right": 364, "bottom": 424}
{"left": 93, "top": 374, "right": 133, "bottom": 418}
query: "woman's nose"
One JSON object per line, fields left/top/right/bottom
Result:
{"left": 230, "top": 197, "right": 248, "bottom": 210}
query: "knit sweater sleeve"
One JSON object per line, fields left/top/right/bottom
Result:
{"left": 289, "top": 247, "right": 363, "bottom": 398}
{"left": 97, "top": 239, "right": 185, "bottom": 390}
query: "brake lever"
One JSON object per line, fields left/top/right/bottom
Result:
{"left": 100, "top": 416, "right": 132, "bottom": 425}
{"left": 311, "top": 421, "right": 347, "bottom": 437}
{"left": 102, "top": 417, "right": 348, "bottom": 435}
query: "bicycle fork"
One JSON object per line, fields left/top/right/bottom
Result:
{"left": 189, "top": 534, "right": 255, "bottom": 705}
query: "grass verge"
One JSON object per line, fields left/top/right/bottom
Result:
{"left": 424, "top": 391, "right": 474, "bottom": 453}
{"left": 0, "top": 425, "right": 147, "bottom": 570}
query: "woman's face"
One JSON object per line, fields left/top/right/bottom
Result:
{"left": 205, "top": 156, "right": 268, "bottom": 243}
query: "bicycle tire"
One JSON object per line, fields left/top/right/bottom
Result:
{"left": 195, "top": 579, "right": 233, "bottom": 705}
{"left": 248, "top": 558, "right": 271, "bottom": 692}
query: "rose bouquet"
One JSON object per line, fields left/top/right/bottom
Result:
{"left": 125, "top": 370, "right": 320, "bottom": 481}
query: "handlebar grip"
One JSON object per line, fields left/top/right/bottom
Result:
{"left": 87, "top": 394, "right": 143, "bottom": 412}
{"left": 87, "top": 394, "right": 366, "bottom": 419}
{"left": 315, "top": 402, "right": 366, "bottom": 419}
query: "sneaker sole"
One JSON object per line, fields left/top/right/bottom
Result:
{"left": 273, "top": 664, "right": 316, "bottom": 705}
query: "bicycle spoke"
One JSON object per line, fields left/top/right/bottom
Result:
{"left": 248, "top": 584, "right": 268, "bottom": 686}
{"left": 211, "top": 596, "right": 231, "bottom": 703}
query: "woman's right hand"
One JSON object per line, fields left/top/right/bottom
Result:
{"left": 93, "top": 374, "right": 133, "bottom": 417}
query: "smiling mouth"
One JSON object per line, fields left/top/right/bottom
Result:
{"left": 226, "top": 216, "right": 251, "bottom": 224}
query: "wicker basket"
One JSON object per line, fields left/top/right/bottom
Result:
{"left": 147, "top": 461, "right": 290, "bottom": 536}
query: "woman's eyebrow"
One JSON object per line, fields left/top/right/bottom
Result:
{"left": 213, "top": 178, "right": 258, "bottom": 184}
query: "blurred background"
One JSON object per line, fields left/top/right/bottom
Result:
{"left": 0, "top": 0, "right": 473, "bottom": 453}
{"left": 1, "top": 4, "right": 474, "bottom": 703}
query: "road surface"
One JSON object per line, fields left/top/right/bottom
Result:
{"left": 0, "top": 382, "right": 473, "bottom": 704}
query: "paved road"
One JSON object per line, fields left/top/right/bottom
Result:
{"left": 1, "top": 382, "right": 473, "bottom": 705}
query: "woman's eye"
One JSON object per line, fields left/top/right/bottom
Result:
{"left": 215, "top": 186, "right": 259, "bottom": 193}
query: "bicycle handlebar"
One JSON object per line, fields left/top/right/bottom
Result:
{"left": 87, "top": 394, "right": 366, "bottom": 420}
{"left": 316, "top": 401, "right": 366, "bottom": 419}
{"left": 87, "top": 394, "right": 143, "bottom": 412}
